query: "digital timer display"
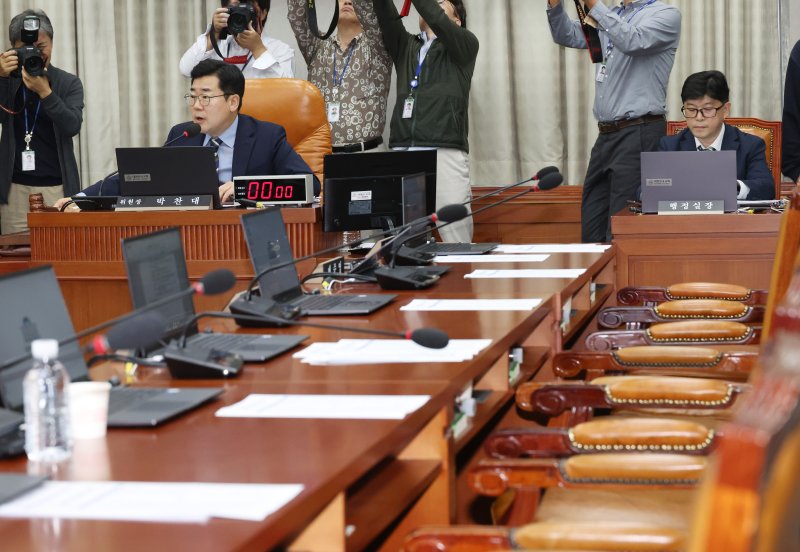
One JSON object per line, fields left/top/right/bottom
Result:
{"left": 233, "top": 175, "right": 314, "bottom": 205}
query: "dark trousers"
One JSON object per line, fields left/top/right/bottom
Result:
{"left": 581, "top": 120, "right": 666, "bottom": 243}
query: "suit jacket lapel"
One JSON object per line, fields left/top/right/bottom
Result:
{"left": 721, "top": 124, "right": 739, "bottom": 152}
{"left": 231, "top": 115, "right": 254, "bottom": 178}
{"left": 679, "top": 128, "right": 696, "bottom": 151}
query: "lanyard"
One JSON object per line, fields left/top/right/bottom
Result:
{"left": 605, "top": 0, "right": 657, "bottom": 58}
{"left": 410, "top": 39, "right": 434, "bottom": 92}
{"left": 22, "top": 88, "right": 41, "bottom": 150}
{"left": 333, "top": 40, "right": 357, "bottom": 88}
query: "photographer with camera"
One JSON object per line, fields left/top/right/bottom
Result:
{"left": 180, "top": 0, "right": 295, "bottom": 79}
{"left": 287, "top": 0, "right": 392, "bottom": 153}
{"left": 0, "top": 9, "right": 83, "bottom": 235}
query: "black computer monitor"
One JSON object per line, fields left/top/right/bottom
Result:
{"left": 322, "top": 151, "right": 436, "bottom": 232}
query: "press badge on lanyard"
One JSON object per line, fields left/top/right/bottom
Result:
{"left": 404, "top": 53, "right": 425, "bottom": 119}
{"left": 21, "top": 88, "right": 40, "bottom": 171}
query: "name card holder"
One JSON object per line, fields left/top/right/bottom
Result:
{"left": 115, "top": 195, "right": 213, "bottom": 211}
{"left": 657, "top": 200, "right": 724, "bottom": 215}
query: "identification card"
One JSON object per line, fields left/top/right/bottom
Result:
{"left": 596, "top": 64, "right": 607, "bottom": 83}
{"left": 21, "top": 150, "right": 36, "bottom": 171}
{"left": 327, "top": 102, "right": 341, "bottom": 123}
{"left": 402, "top": 97, "right": 415, "bottom": 119}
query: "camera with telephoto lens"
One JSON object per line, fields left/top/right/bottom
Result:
{"left": 224, "top": 2, "right": 257, "bottom": 36}
{"left": 10, "top": 16, "right": 44, "bottom": 78}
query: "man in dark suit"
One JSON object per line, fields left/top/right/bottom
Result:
{"left": 659, "top": 70, "right": 773, "bottom": 200}
{"left": 57, "top": 59, "right": 316, "bottom": 208}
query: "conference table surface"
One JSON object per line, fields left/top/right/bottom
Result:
{"left": 0, "top": 248, "right": 615, "bottom": 551}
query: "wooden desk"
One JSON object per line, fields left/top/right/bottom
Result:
{"left": 28, "top": 208, "right": 338, "bottom": 331}
{"left": 611, "top": 210, "right": 780, "bottom": 290}
{"left": 0, "top": 250, "right": 615, "bottom": 550}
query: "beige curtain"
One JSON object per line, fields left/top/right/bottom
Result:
{"left": 0, "top": 0, "right": 788, "bottom": 190}
{"left": 466, "top": 0, "right": 783, "bottom": 187}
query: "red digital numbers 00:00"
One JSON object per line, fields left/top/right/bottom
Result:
{"left": 246, "top": 181, "right": 294, "bottom": 200}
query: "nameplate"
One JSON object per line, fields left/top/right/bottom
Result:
{"left": 115, "top": 195, "right": 213, "bottom": 211}
{"left": 657, "top": 200, "right": 724, "bottom": 215}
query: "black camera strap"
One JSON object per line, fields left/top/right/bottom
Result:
{"left": 306, "top": 0, "right": 339, "bottom": 40}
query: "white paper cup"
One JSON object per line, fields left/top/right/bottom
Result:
{"left": 69, "top": 381, "right": 111, "bottom": 440}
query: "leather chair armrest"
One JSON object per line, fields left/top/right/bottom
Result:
{"left": 403, "top": 527, "right": 512, "bottom": 552}
{"left": 586, "top": 321, "right": 759, "bottom": 351}
{"left": 514, "top": 522, "right": 686, "bottom": 551}
{"left": 485, "top": 418, "right": 714, "bottom": 458}
{"left": 618, "top": 283, "right": 766, "bottom": 306}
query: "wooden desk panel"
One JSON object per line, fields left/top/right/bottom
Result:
{"left": 611, "top": 210, "right": 780, "bottom": 290}
{"left": 28, "top": 209, "right": 337, "bottom": 331}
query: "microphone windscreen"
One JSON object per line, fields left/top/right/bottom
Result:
{"left": 104, "top": 312, "right": 166, "bottom": 351}
{"left": 410, "top": 328, "right": 450, "bottom": 349}
{"left": 184, "top": 122, "right": 202, "bottom": 137}
{"left": 200, "top": 269, "right": 237, "bottom": 295}
{"left": 436, "top": 203, "right": 469, "bottom": 223}
{"left": 535, "top": 166, "right": 560, "bottom": 180}
{"left": 536, "top": 172, "right": 563, "bottom": 191}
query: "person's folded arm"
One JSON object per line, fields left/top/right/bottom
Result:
{"left": 590, "top": 3, "right": 681, "bottom": 56}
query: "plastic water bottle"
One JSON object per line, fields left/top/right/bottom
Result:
{"left": 23, "top": 339, "right": 72, "bottom": 462}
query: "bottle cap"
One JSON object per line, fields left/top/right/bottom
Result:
{"left": 31, "top": 339, "right": 59, "bottom": 361}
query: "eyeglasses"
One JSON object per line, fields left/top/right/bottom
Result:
{"left": 681, "top": 104, "right": 725, "bottom": 119}
{"left": 184, "top": 93, "right": 227, "bottom": 107}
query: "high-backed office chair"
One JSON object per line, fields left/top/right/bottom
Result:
{"left": 239, "top": 79, "right": 331, "bottom": 184}
{"left": 667, "top": 117, "right": 783, "bottom": 199}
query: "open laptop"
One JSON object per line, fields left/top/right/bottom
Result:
{"left": 242, "top": 208, "right": 397, "bottom": 315}
{"left": 0, "top": 266, "right": 223, "bottom": 437}
{"left": 122, "top": 228, "right": 308, "bottom": 361}
{"left": 640, "top": 151, "right": 738, "bottom": 213}
{"left": 116, "top": 146, "right": 222, "bottom": 209}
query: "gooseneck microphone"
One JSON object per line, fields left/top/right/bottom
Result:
{"left": 163, "top": 310, "right": 450, "bottom": 378}
{"left": 238, "top": 204, "right": 468, "bottom": 302}
{"left": 86, "top": 312, "right": 167, "bottom": 355}
{"left": 463, "top": 166, "right": 560, "bottom": 207}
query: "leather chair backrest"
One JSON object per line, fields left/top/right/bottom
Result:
{"left": 240, "top": 79, "right": 331, "bottom": 184}
{"left": 667, "top": 118, "right": 782, "bottom": 200}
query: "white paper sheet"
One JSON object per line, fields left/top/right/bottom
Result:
{"left": 494, "top": 244, "right": 611, "bottom": 254}
{"left": 0, "top": 481, "right": 304, "bottom": 523}
{"left": 400, "top": 299, "right": 543, "bottom": 311}
{"left": 292, "top": 339, "right": 492, "bottom": 365}
{"left": 432, "top": 254, "right": 549, "bottom": 263}
{"left": 465, "top": 269, "right": 586, "bottom": 279}
{"left": 216, "top": 394, "right": 431, "bottom": 420}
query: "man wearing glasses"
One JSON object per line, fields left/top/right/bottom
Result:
{"left": 659, "top": 70, "right": 773, "bottom": 200}
{"left": 62, "top": 60, "right": 316, "bottom": 207}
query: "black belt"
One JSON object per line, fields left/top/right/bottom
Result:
{"left": 597, "top": 114, "right": 665, "bottom": 134}
{"left": 332, "top": 136, "right": 383, "bottom": 153}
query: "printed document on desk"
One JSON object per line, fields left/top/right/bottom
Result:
{"left": 465, "top": 269, "right": 586, "bottom": 279}
{"left": 216, "top": 394, "right": 431, "bottom": 420}
{"left": 0, "top": 481, "right": 304, "bottom": 523}
{"left": 293, "top": 339, "right": 492, "bottom": 365}
{"left": 494, "top": 244, "right": 611, "bottom": 254}
{"left": 401, "top": 299, "right": 543, "bottom": 311}
{"left": 432, "top": 254, "right": 549, "bottom": 263}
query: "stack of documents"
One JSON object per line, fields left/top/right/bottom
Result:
{"left": 401, "top": 298, "right": 543, "bottom": 311}
{"left": 432, "top": 254, "right": 549, "bottom": 263}
{"left": 216, "top": 394, "right": 431, "bottom": 420}
{"left": 0, "top": 481, "right": 303, "bottom": 523}
{"left": 293, "top": 339, "right": 492, "bottom": 365}
{"left": 494, "top": 244, "right": 611, "bottom": 254}
{"left": 465, "top": 269, "right": 586, "bottom": 279}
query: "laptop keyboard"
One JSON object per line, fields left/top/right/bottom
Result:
{"left": 108, "top": 387, "right": 167, "bottom": 414}
{"left": 295, "top": 294, "right": 354, "bottom": 310}
{"left": 191, "top": 333, "right": 273, "bottom": 352}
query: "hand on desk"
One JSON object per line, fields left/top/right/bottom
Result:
{"left": 219, "top": 181, "right": 235, "bottom": 203}
{"left": 53, "top": 197, "right": 79, "bottom": 211}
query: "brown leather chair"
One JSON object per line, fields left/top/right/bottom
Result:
{"left": 666, "top": 117, "right": 782, "bottom": 201}
{"left": 239, "top": 79, "right": 331, "bottom": 184}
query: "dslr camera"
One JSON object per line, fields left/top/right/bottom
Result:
{"left": 222, "top": 2, "right": 257, "bottom": 38}
{"left": 10, "top": 16, "right": 45, "bottom": 78}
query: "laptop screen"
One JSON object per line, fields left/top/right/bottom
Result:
{"left": 240, "top": 208, "right": 303, "bottom": 302}
{"left": 0, "top": 267, "right": 89, "bottom": 411}
{"left": 122, "top": 228, "right": 197, "bottom": 341}
{"left": 115, "top": 147, "right": 222, "bottom": 209}
{"left": 640, "top": 151, "right": 738, "bottom": 213}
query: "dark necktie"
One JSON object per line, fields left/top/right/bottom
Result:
{"left": 697, "top": 145, "right": 716, "bottom": 151}
{"left": 209, "top": 137, "right": 221, "bottom": 171}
